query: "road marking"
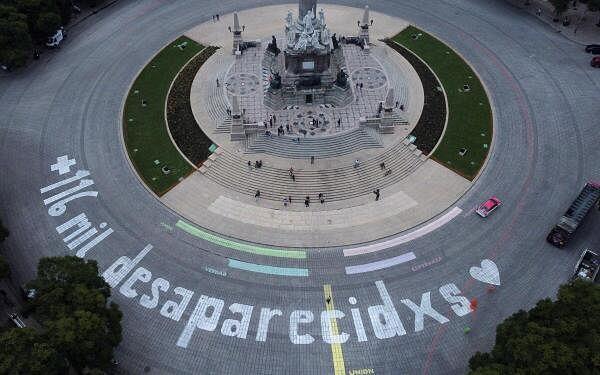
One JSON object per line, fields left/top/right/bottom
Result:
{"left": 345, "top": 252, "right": 417, "bottom": 274}
{"left": 175, "top": 220, "right": 307, "bottom": 259}
{"left": 323, "top": 284, "right": 346, "bottom": 375}
{"left": 227, "top": 259, "right": 309, "bottom": 277}
{"left": 343, "top": 207, "right": 462, "bottom": 256}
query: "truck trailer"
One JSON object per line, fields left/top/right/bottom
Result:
{"left": 547, "top": 181, "right": 600, "bottom": 248}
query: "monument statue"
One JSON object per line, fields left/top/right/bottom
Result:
{"left": 270, "top": 71, "right": 282, "bottom": 90}
{"left": 335, "top": 69, "right": 348, "bottom": 88}
{"left": 285, "top": 11, "right": 294, "bottom": 29}
{"left": 303, "top": 10, "right": 315, "bottom": 34}
{"left": 332, "top": 33, "right": 339, "bottom": 49}
{"left": 267, "top": 35, "right": 280, "bottom": 55}
{"left": 299, "top": 0, "right": 317, "bottom": 19}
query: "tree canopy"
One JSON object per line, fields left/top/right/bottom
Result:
{"left": 0, "top": 256, "right": 123, "bottom": 373}
{"left": 0, "top": 328, "right": 67, "bottom": 375}
{"left": 549, "top": 0, "right": 570, "bottom": 15}
{"left": 469, "top": 280, "right": 600, "bottom": 374}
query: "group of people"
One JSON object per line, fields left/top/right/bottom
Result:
{"left": 211, "top": 14, "right": 220, "bottom": 22}
{"left": 248, "top": 160, "right": 263, "bottom": 169}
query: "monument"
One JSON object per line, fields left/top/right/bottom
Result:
{"left": 264, "top": 0, "right": 353, "bottom": 108}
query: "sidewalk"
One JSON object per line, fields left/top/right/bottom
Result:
{"left": 505, "top": 0, "right": 600, "bottom": 45}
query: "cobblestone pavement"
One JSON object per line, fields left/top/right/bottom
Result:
{"left": 1, "top": 0, "right": 599, "bottom": 374}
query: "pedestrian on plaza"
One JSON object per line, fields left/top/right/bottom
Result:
{"left": 291, "top": 173, "right": 296, "bottom": 182}
{"left": 311, "top": 156, "right": 315, "bottom": 164}
{"left": 212, "top": 15, "right": 215, "bottom": 22}
{"left": 374, "top": 189, "right": 380, "bottom": 201}
{"left": 283, "top": 197, "right": 289, "bottom": 207}
{"left": 216, "top": 78, "right": 220, "bottom": 87}
{"left": 338, "top": 118, "right": 341, "bottom": 127}
{"left": 319, "top": 193, "right": 325, "bottom": 204}
{"left": 289, "top": 167, "right": 294, "bottom": 176}
{"left": 258, "top": 160, "right": 263, "bottom": 168}
{"left": 354, "top": 159, "right": 360, "bottom": 168}
{"left": 305, "top": 196, "right": 310, "bottom": 207}
{"left": 269, "top": 117, "right": 273, "bottom": 127}
{"left": 395, "top": 101, "right": 399, "bottom": 108}
{"left": 255, "top": 190, "right": 261, "bottom": 201}
{"left": 286, "top": 124, "right": 290, "bottom": 132}
{"left": 216, "top": 14, "right": 220, "bottom": 21}
{"left": 536, "top": 8, "right": 542, "bottom": 16}
{"left": 297, "top": 137, "right": 301, "bottom": 143}
{"left": 247, "top": 160, "right": 252, "bottom": 170}
{"left": 289, "top": 195, "right": 292, "bottom": 204}
{"left": 360, "top": 82, "right": 363, "bottom": 90}
{"left": 273, "top": 114, "right": 277, "bottom": 123}
{"left": 380, "top": 162, "right": 386, "bottom": 170}
{"left": 400, "top": 104, "right": 405, "bottom": 111}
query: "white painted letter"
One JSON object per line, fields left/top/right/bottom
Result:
{"left": 102, "top": 245, "right": 153, "bottom": 288}
{"left": 161, "top": 287, "right": 194, "bottom": 322}
{"left": 439, "top": 283, "right": 471, "bottom": 317}
{"left": 321, "top": 310, "right": 349, "bottom": 344}
{"left": 255, "top": 308, "right": 282, "bottom": 342}
{"left": 221, "top": 303, "right": 254, "bottom": 339}
{"left": 289, "top": 310, "right": 315, "bottom": 345}
{"left": 176, "top": 295, "right": 225, "bottom": 348}
{"left": 140, "top": 277, "right": 170, "bottom": 309}
{"left": 119, "top": 267, "right": 151, "bottom": 299}
{"left": 368, "top": 280, "right": 406, "bottom": 339}
{"left": 351, "top": 308, "right": 368, "bottom": 342}
{"left": 401, "top": 292, "right": 449, "bottom": 332}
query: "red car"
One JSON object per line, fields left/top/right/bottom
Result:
{"left": 592, "top": 56, "right": 600, "bottom": 68}
{"left": 476, "top": 196, "right": 502, "bottom": 218}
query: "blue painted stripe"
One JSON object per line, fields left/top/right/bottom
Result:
{"left": 345, "top": 252, "right": 417, "bottom": 274}
{"left": 227, "top": 259, "right": 310, "bottom": 277}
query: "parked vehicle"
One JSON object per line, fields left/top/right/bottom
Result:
{"left": 587, "top": 47, "right": 600, "bottom": 55}
{"left": 46, "top": 27, "right": 66, "bottom": 48}
{"left": 592, "top": 56, "right": 600, "bottom": 68}
{"left": 585, "top": 44, "right": 600, "bottom": 53}
{"left": 547, "top": 181, "right": 600, "bottom": 247}
{"left": 476, "top": 196, "right": 502, "bottom": 218}
{"left": 571, "top": 249, "right": 600, "bottom": 282}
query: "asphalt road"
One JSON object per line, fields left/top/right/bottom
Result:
{"left": 1, "top": 0, "right": 599, "bottom": 374}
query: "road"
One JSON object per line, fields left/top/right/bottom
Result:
{"left": 0, "top": 0, "right": 599, "bottom": 373}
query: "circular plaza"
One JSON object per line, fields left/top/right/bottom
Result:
{"left": 1, "top": 0, "right": 599, "bottom": 374}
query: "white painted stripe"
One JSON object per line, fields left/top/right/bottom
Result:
{"left": 345, "top": 252, "right": 417, "bottom": 274}
{"left": 343, "top": 207, "right": 463, "bottom": 257}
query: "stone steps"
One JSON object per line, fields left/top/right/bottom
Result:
{"left": 202, "top": 141, "right": 424, "bottom": 202}
{"left": 245, "top": 127, "right": 383, "bottom": 159}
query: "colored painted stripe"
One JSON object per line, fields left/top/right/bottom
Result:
{"left": 344, "top": 207, "right": 462, "bottom": 256}
{"left": 227, "top": 259, "right": 309, "bottom": 277}
{"left": 345, "top": 252, "right": 417, "bottom": 275}
{"left": 323, "top": 285, "right": 346, "bottom": 375}
{"left": 176, "top": 220, "right": 307, "bottom": 259}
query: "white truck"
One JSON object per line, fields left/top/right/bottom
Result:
{"left": 46, "top": 27, "right": 66, "bottom": 48}
{"left": 571, "top": 249, "right": 600, "bottom": 282}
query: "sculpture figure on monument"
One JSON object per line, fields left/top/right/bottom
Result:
{"left": 335, "top": 68, "right": 348, "bottom": 88}
{"left": 311, "top": 31, "right": 324, "bottom": 50}
{"left": 287, "top": 28, "right": 296, "bottom": 47}
{"left": 331, "top": 33, "right": 339, "bottom": 49}
{"left": 285, "top": 11, "right": 294, "bottom": 29}
{"left": 318, "top": 9, "right": 325, "bottom": 27}
{"left": 295, "top": 31, "right": 310, "bottom": 50}
{"left": 267, "top": 35, "right": 281, "bottom": 55}
{"left": 303, "top": 10, "right": 314, "bottom": 34}
{"left": 321, "top": 27, "right": 331, "bottom": 48}
{"left": 270, "top": 71, "right": 282, "bottom": 90}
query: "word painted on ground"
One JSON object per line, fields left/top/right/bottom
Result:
{"left": 349, "top": 369, "right": 375, "bottom": 375}
{"left": 102, "top": 245, "right": 501, "bottom": 348}
{"left": 411, "top": 256, "right": 443, "bottom": 272}
{"left": 40, "top": 155, "right": 113, "bottom": 257}
{"left": 204, "top": 266, "right": 227, "bottom": 277}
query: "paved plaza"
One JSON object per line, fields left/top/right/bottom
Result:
{"left": 1, "top": 0, "right": 599, "bottom": 374}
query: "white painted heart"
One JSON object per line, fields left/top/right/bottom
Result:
{"left": 469, "top": 259, "right": 501, "bottom": 286}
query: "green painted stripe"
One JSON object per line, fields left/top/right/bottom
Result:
{"left": 227, "top": 259, "right": 309, "bottom": 277}
{"left": 175, "top": 220, "right": 307, "bottom": 259}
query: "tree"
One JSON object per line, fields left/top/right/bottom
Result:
{"left": 35, "top": 11, "right": 61, "bottom": 37}
{"left": 27, "top": 256, "right": 122, "bottom": 371}
{"left": 585, "top": 0, "right": 600, "bottom": 25}
{"left": 469, "top": 280, "right": 600, "bottom": 374}
{"left": 549, "top": 0, "right": 570, "bottom": 15}
{"left": 0, "top": 328, "right": 67, "bottom": 375}
{"left": 0, "top": 218, "right": 8, "bottom": 242}
{"left": 0, "top": 256, "right": 10, "bottom": 279}
{"left": 0, "top": 5, "right": 31, "bottom": 69}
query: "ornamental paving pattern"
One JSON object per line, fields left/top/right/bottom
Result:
{"left": 1, "top": 0, "right": 599, "bottom": 374}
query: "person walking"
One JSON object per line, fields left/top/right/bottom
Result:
{"left": 288, "top": 195, "right": 292, "bottom": 205}
{"left": 319, "top": 193, "right": 325, "bottom": 204}
{"left": 247, "top": 160, "right": 252, "bottom": 170}
{"left": 310, "top": 156, "right": 315, "bottom": 164}
{"left": 354, "top": 159, "right": 360, "bottom": 168}
{"left": 283, "top": 197, "right": 289, "bottom": 207}
{"left": 304, "top": 196, "right": 310, "bottom": 207}
{"left": 373, "top": 189, "right": 380, "bottom": 201}
{"left": 255, "top": 190, "right": 261, "bottom": 201}
{"left": 216, "top": 78, "right": 220, "bottom": 87}
{"left": 291, "top": 173, "right": 296, "bottom": 182}
{"left": 380, "top": 162, "right": 386, "bottom": 170}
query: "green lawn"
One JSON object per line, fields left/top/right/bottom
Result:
{"left": 123, "top": 36, "right": 204, "bottom": 195}
{"left": 393, "top": 26, "right": 493, "bottom": 180}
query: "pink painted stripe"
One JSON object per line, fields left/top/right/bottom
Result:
{"left": 343, "top": 207, "right": 462, "bottom": 257}
{"left": 345, "top": 252, "right": 417, "bottom": 274}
